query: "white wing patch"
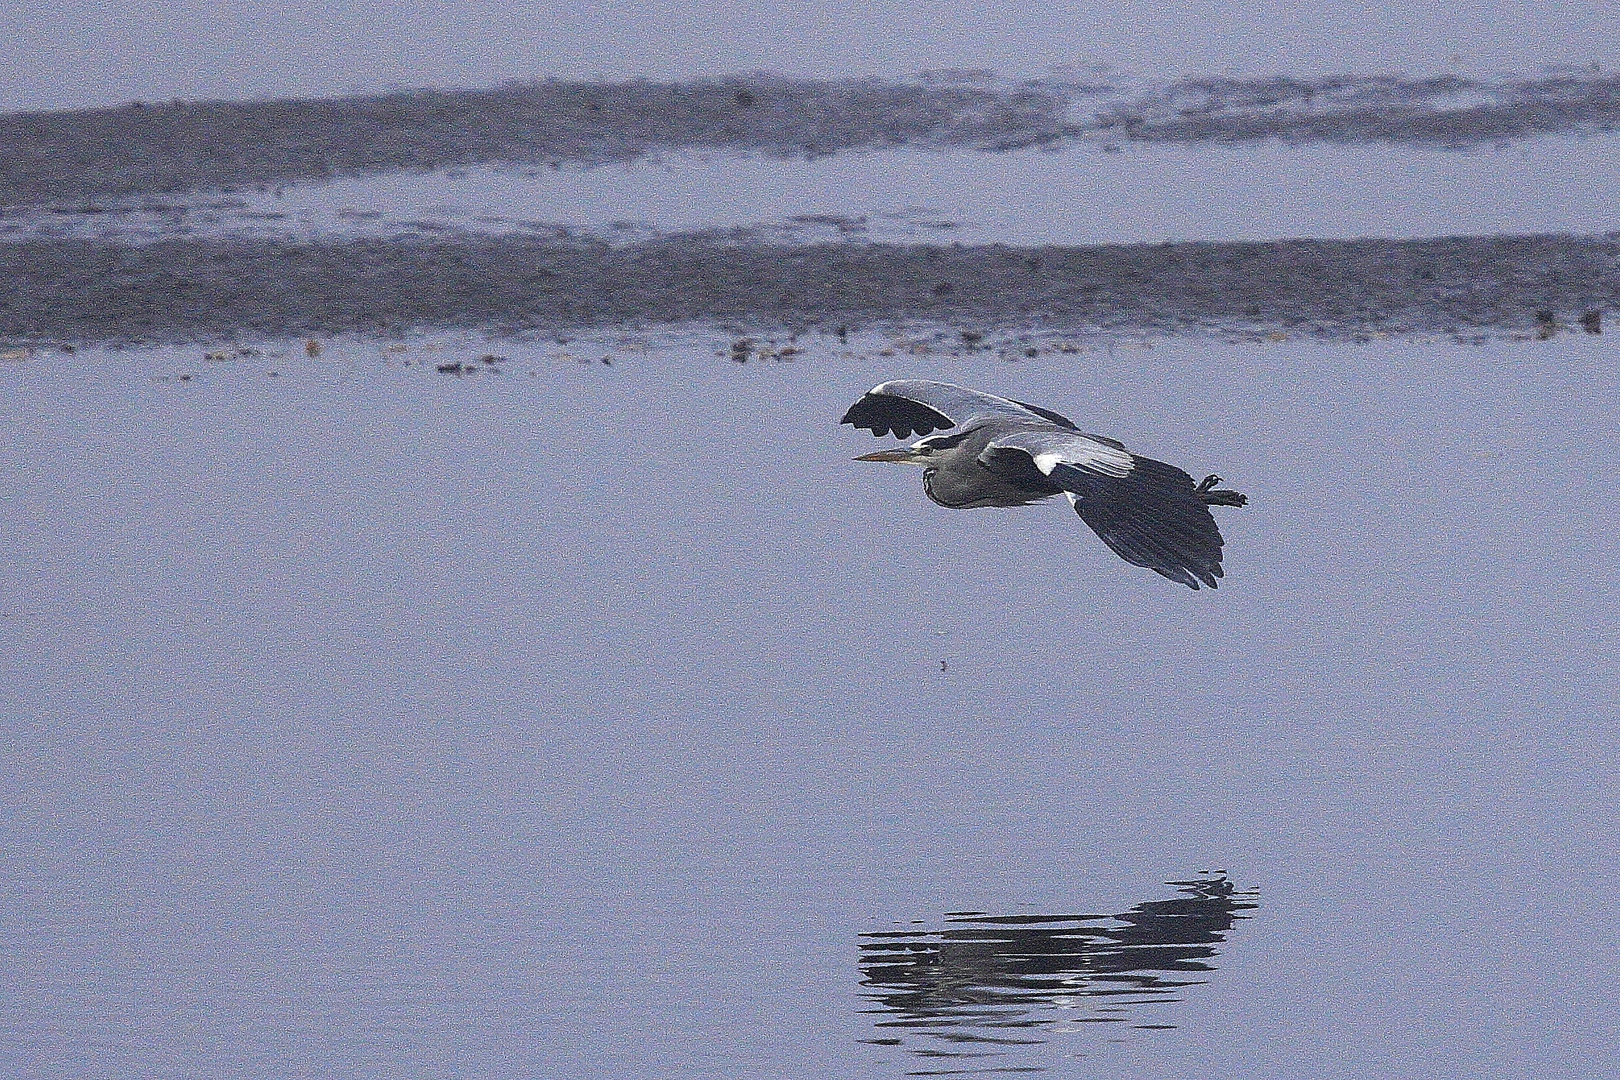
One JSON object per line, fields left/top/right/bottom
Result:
{"left": 1027, "top": 439, "right": 1135, "bottom": 479}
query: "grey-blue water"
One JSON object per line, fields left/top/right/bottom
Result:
{"left": 3, "top": 330, "right": 1616, "bottom": 1077}
{"left": 12, "top": 134, "right": 1620, "bottom": 247}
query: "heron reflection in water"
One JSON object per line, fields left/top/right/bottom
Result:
{"left": 843, "top": 381, "right": 1248, "bottom": 589}
{"left": 859, "top": 876, "right": 1257, "bottom": 1068}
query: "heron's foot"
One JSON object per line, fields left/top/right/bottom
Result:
{"left": 1197, "top": 474, "right": 1249, "bottom": 507}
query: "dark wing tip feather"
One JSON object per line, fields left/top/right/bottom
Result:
{"left": 839, "top": 392, "right": 955, "bottom": 440}
{"left": 1049, "top": 458, "right": 1231, "bottom": 591}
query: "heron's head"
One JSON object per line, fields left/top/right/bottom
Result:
{"left": 854, "top": 432, "right": 960, "bottom": 465}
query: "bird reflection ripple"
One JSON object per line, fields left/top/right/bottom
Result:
{"left": 859, "top": 875, "right": 1257, "bottom": 1073}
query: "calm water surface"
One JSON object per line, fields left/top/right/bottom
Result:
{"left": 12, "top": 134, "right": 1620, "bottom": 247}
{"left": 2, "top": 330, "right": 1617, "bottom": 1077}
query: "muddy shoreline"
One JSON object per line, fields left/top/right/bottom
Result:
{"left": 4, "top": 232, "right": 1615, "bottom": 344}
{"left": 6, "top": 74, "right": 1619, "bottom": 208}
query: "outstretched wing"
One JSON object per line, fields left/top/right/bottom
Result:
{"left": 841, "top": 380, "right": 1080, "bottom": 439}
{"left": 983, "top": 429, "right": 1232, "bottom": 591}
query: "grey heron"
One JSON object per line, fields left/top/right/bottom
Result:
{"left": 842, "top": 380, "right": 1248, "bottom": 590}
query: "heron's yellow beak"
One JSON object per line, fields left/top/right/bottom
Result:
{"left": 854, "top": 448, "right": 921, "bottom": 462}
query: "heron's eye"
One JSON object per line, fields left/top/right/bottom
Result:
{"left": 915, "top": 430, "right": 972, "bottom": 453}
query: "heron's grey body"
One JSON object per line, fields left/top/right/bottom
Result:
{"left": 842, "top": 380, "right": 1248, "bottom": 590}
{"left": 910, "top": 421, "right": 1065, "bottom": 509}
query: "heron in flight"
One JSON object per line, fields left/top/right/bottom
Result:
{"left": 842, "top": 380, "right": 1248, "bottom": 590}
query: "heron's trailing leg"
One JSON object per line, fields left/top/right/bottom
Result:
{"left": 1196, "top": 474, "right": 1249, "bottom": 507}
